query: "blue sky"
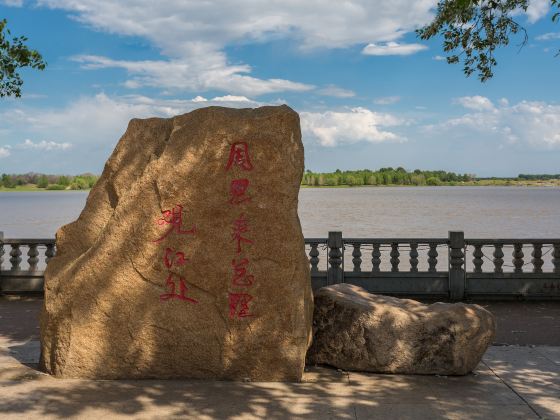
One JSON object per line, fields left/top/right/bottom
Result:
{"left": 1, "top": 0, "right": 559, "bottom": 176}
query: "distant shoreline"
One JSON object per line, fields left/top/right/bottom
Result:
{"left": 0, "top": 186, "right": 91, "bottom": 192}
{"left": 2, "top": 180, "right": 560, "bottom": 192}
{"left": 300, "top": 180, "right": 560, "bottom": 188}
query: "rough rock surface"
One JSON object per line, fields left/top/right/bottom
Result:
{"left": 40, "top": 105, "right": 313, "bottom": 381}
{"left": 307, "top": 284, "right": 495, "bottom": 375}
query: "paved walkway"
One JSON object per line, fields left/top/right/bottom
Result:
{"left": 1, "top": 298, "right": 559, "bottom": 419}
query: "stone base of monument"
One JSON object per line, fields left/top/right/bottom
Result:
{"left": 306, "top": 284, "right": 496, "bottom": 375}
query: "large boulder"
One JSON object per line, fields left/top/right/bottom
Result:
{"left": 40, "top": 105, "right": 313, "bottom": 381}
{"left": 307, "top": 284, "right": 495, "bottom": 375}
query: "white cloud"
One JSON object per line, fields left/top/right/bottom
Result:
{"left": 0, "top": 147, "right": 11, "bottom": 158}
{"left": 73, "top": 55, "right": 313, "bottom": 96}
{"left": 300, "top": 107, "right": 405, "bottom": 147}
{"left": 191, "top": 96, "right": 208, "bottom": 102}
{"left": 18, "top": 139, "right": 72, "bottom": 151}
{"left": 454, "top": 95, "right": 496, "bottom": 112}
{"left": 317, "top": 85, "right": 356, "bottom": 98}
{"left": 362, "top": 42, "right": 428, "bottom": 56}
{"left": 536, "top": 32, "right": 560, "bottom": 41}
{"left": 211, "top": 95, "right": 252, "bottom": 102}
{"left": 38, "top": 1, "right": 438, "bottom": 50}
{"left": 1, "top": 0, "right": 23, "bottom": 6}
{"left": 526, "top": 0, "right": 550, "bottom": 23}
{"left": 0, "top": 93, "right": 266, "bottom": 154}
{"left": 432, "top": 55, "right": 446, "bottom": 61}
{"left": 427, "top": 97, "right": 560, "bottom": 149}
{"left": 38, "top": 1, "right": 440, "bottom": 96}
{"left": 374, "top": 96, "right": 401, "bottom": 105}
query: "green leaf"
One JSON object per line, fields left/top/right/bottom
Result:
{"left": 0, "top": 19, "right": 46, "bottom": 98}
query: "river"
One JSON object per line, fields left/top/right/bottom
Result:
{"left": 1, "top": 187, "right": 559, "bottom": 239}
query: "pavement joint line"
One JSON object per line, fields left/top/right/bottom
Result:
{"left": 482, "top": 360, "right": 543, "bottom": 419}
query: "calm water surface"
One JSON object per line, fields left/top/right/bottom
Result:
{"left": 1, "top": 187, "right": 559, "bottom": 238}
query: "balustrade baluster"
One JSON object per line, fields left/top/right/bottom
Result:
{"left": 390, "top": 243, "right": 400, "bottom": 272}
{"left": 309, "top": 243, "right": 320, "bottom": 274}
{"left": 552, "top": 243, "right": 560, "bottom": 274}
{"left": 428, "top": 243, "right": 438, "bottom": 272}
{"left": 27, "top": 244, "right": 39, "bottom": 271}
{"left": 531, "top": 244, "right": 544, "bottom": 274}
{"left": 0, "top": 243, "right": 4, "bottom": 271}
{"left": 512, "top": 243, "right": 524, "bottom": 274}
{"left": 45, "top": 244, "right": 55, "bottom": 264}
{"left": 472, "top": 245, "right": 483, "bottom": 273}
{"left": 352, "top": 243, "right": 362, "bottom": 272}
{"left": 371, "top": 244, "right": 381, "bottom": 273}
{"left": 493, "top": 244, "right": 504, "bottom": 273}
{"left": 10, "top": 244, "right": 22, "bottom": 271}
{"left": 409, "top": 243, "right": 418, "bottom": 272}
{"left": 328, "top": 247, "right": 343, "bottom": 273}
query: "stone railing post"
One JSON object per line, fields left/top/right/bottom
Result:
{"left": 448, "top": 231, "right": 466, "bottom": 301}
{"left": 327, "top": 231, "right": 343, "bottom": 285}
{"left": 553, "top": 243, "right": 560, "bottom": 274}
{"left": 0, "top": 231, "right": 3, "bottom": 272}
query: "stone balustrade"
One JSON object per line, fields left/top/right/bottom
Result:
{"left": 305, "top": 231, "right": 560, "bottom": 300}
{"left": 1, "top": 231, "right": 559, "bottom": 300}
{"left": 0, "top": 233, "right": 55, "bottom": 293}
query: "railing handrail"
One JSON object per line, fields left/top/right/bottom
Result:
{"left": 2, "top": 237, "right": 558, "bottom": 244}
{"left": 304, "top": 238, "right": 327, "bottom": 243}
{"left": 342, "top": 238, "right": 448, "bottom": 244}
{"left": 465, "top": 239, "right": 560, "bottom": 244}
{"left": 0, "top": 239, "right": 55, "bottom": 245}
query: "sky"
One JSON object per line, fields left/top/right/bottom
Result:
{"left": 0, "top": 0, "right": 559, "bottom": 177}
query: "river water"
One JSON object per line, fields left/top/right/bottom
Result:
{"left": 1, "top": 187, "right": 559, "bottom": 239}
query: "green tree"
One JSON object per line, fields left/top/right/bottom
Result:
{"left": 418, "top": 0, "right": 560, "bottom": 81}
{"left": 70, "top": 176, "right": 89, "bottom": 190}
{"left": 426, "top": 176, "right": 443, "bottom": 186}
{"left": 37, "top": 175, "right": 48, "bottom": 188}
{"left": 346, "top": 175, "right": 364, "bottom": 186}
{"left": 1, "top": 19, "right": 46, "bottom": 98}
{"left": 58, "top": 175, "right": 70, "bottom": 186}
{"left": 1, "top": 173, "right": 14, "bottom": 188}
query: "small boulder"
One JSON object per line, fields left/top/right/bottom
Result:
{"left": 307, "top": 284, "right": 496, "bottom": 375}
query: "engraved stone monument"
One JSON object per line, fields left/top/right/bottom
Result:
{"left": 40, "top": 105, "right": 313, "bottom": 381}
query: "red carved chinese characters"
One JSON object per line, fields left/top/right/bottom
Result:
{"left": 231, "top": 258, "right": 254, "bottom": 286}
{"left": 163, "top": 247, "right": 188, "bottom": 269}
{"left": 228, "top": 293, "right": 253, "bottom": 318}
{"left": 225, "top": 142, "right": 253, "bottom": 172}
{"left": 160, "top": 273, "right": 198, "bottom": 303}
{"left": 225, "top": 141, "right": 256, "bottom": 319}
{"left": 153, "top": 204, "right": 196, "bottom": 244}
{"left": 153, "top": 205, "right": 197, "bottom": 304}
{"left": 229, "top": 178, "right": 251, "bottom": 205}
{"left": 231, "top": 213, "right": 253, "bottom": 254}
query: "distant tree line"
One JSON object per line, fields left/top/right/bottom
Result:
{"left": 0, "top": 173, "right": 98, "bottom": 190}
{"left": 518, "top": 174, "right": 560, "bottom": 181}
{"left": 302, "top": 168, "right": 560, "bottom": 187}
{"left": 301, "top": 168, "right": 476, "bottom": 187}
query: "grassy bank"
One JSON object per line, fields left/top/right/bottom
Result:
{"left": 0, "top": 184, "right": 91, "bottom": 192}
{"left": 301, "top": 179, "right": 560, "bottom": 188}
